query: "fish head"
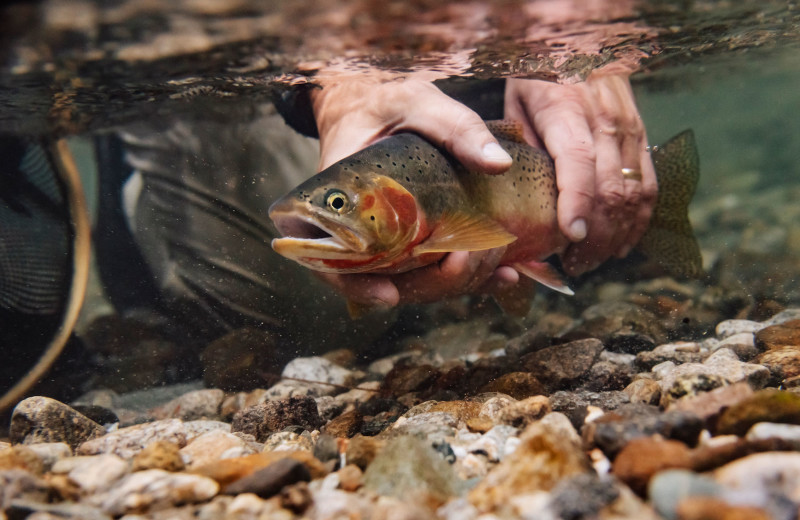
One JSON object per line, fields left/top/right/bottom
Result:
{"left": 269, "top": 167, "right": 424, "bottom": 273}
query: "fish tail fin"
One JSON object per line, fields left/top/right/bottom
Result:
{"left": 636, "top": 129, "right": 703, "bottom": 278}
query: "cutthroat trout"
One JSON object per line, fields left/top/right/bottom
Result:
{"left": 269, "top": 121, "right": 701, "bottom": 299}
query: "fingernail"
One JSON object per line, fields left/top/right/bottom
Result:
{"left": 482, "top": 142, "right": 512, "bottom": 164}
{"left": 569, "top": 219, "right": 587, "bottom": 241}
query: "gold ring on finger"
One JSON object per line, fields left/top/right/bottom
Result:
{"left": 621, "top": 167, "right": 642, "bottom": 181}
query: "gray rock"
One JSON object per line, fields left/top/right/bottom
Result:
{"left": 280, "top": 356, "right": 358, "bottom": 396}
{"left": 549, "top": 390, "right": 631, "bottom": 430}
{"left": 715, "top": 319, "right": 763, "bottom": 338}
{"left": 363, "top": 435, "right": 464, "bottom": 500}
{"left": 713, "top": 332, "right": 758, "bottom": 360}
{"left": 90, "top": 469, "right": 219, "bottom": 516}
{"left": 714, "top": 452, "right": 800, "bottom": 516}
{"left": 388, "top": 412, "right": 459, "bottom": 443}
{"left": 655, "top": 348, "right": 770, "bottom": 393}
{"left": 549, "top": 473, "right": 621, "bottom": 520}
{"left": 78, "top": 418, "right": 187, "bottom": 459}
{"left": 0, "top": 470, "right": 50, "bottom": 510}
{"left": 4, "top": 500, "right": 112, "bottom": 520}
{"left": 647, "top": 469, "right": 724, "bottom": 520}
{"left": 183, "top": 420, "right": 232, "bottom": 441}
{"left": 10, "top": 396, "right": 105, "bottom": 449}
{"left": 762, "top": 308, "right": 800, "bottom": 326}
{"left": 520, "top": 338, "right": 605, "bottom": 389}
{"left": 636, "top": 342, "right": 708, "bottom": 369}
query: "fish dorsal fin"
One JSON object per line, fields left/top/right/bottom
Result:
{"left": 412, "top": 212, "right": 517, "bottom": 255}
{"left": 486, "top": 120, "right": 527, "bottom": 144}
{"left": 636, "top": 130, "right": 703, "bottom": 278}
{"left": 512, "top": 260, "right": 574, "bottom": 295}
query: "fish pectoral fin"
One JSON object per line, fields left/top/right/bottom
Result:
{"left": 412, "top": 213, "right": 517, "bottom": 255}
{"left": 486, "top": 120, "right": 527, "bottom": 144}
{"left": 512, "top": 260, "right": 574, "bottom": 295}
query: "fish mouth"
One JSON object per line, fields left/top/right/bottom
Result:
{"left": 269, "top": 210, "right": 371, "bottom": 263}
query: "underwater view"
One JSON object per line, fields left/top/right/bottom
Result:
{"left": 1, "top": 0, "right": 800, "bottom": 518}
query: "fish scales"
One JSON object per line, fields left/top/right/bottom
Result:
{"left": 269, "top": 121, "right": 702, "bottom": 300}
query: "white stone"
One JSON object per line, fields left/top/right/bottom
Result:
{"left": 715, "top": 319, "right": 763, "bottom": 338}
{"left": 65, "top": 454, "right": 130, "bottom": 493}
{"left": 25, "top": 443, "right": 72, "bottom": 470}
{"left": 714, "top": 452, "right": 800, "bottom": 502}
{"left": 746, "top": 422, "right": 800, "bottom": 443}
{"left": 78, "top": 419, "right": 187, "bottom": 459}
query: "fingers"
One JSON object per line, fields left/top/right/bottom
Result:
{"left": 314, "top": 272, "right": 400, "bottom": 307}
{"left": 506, "top": 75, "right": 657, "bottom": 276}
{"left": 312, "top": 78, "right": 512, "bottom": 175}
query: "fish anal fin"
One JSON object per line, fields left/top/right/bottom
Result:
{"left": 412, "top": 213, "right": 516, "bottom": 255}
{"left": 637, "top": 130, "right": 703, "bottom": 278}
{"left": 512, "top": 260, "right": 574, "bottom": 295}
{"left": 493, "top": 277, "right": 536, "bottom": 317}
{"left": 486, "top": 120, "right": 527, "bottom": 144}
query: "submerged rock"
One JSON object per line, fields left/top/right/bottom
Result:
{"left": 10, "top": 397, "right": 106, "bottom": 449}
{"left": 231, "top": 396, "right": 323, "bottom": 442}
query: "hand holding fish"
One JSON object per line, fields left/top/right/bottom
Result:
{"left": 506, "top": 68, "right": 658, "bottom": 275}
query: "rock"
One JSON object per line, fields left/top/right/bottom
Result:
{"left": 468, "top": 419, "right": 590, "bottom": 512}
{"left": 280, "top": 481, "right": 313, "bottom": 514}
{"left": 0, "top": 470, "right": 51, "bottom": 510}
{"left": 223, "top": 457, "right": 310, "bottom": 498}
{"left": 220, "top": 389, "right": 268, "bottom": 420}
{"left": 388, "top": 412, "right": 458, "bottom": 444}
{"left": 345, "top": 435, "right": 385, "bottom": 470}
{"left": 746, "top": 422, "right": 800, "bottom": 446}
{"left": 89, "top": 469, "right": 219, "bottom": 516}
{"left": 54, "top": 454, "right": 129, "bottom": 494}
{"left": 9, "top": 397, "right": 105, "bottom": 449}
{"left": 715, "top": 319, "right": 763, "bottom": 338}
{"left": 612, "top": 437, "right": 693, "bottom": 495}
{"left": 654, "top": 348, "right": 770, "bottom": 395}
{"left": 648, "top": 469, "right": 724, "bottom": 520}
{"left": 661, "top": 373, "right": 729, "bottom": 407}
{"left": 623, "top": 378, "right": 662, "bottom": 405}
{"left": 549, "top": 473, "right": 621, "bottom": 520}
{"left": 23, "top": 443, "right": 72, "bottom": 472}
{"left": 263, "top": 431, "right": 314, "bottom": 452}
{"left": 183, "top": 420, "right": 232, "bottom": 441}
{"left": 714, "top": 452, "right": 800, "bottom": 507}
{"left": 575, "top": 301, "right": 665, "bottom": 352}
{"left": 549, "top": 390, "right": 631, "bottom": 430}
{"left": 636, "top": 342, "right": 708, "bottom": 370}
{"left": 3, "top": 500, "right": 112, "bottom": 520}
{"left": 191, "top": 450, "right": 326, "bottom": 493}
{"left": 716, "top": 388, "right": 800, "bottom": 435}
{"left": 754, "top": 319, "right": 800, "bottom": 350}
{"left": 200, "top": 328, "right": 284, "bottom": 391}
{"left": 78, "top": 419, "right": 187, "bottom": 459}
{"left": 150, "top": 389, "right": 225, "bottom": 421}
{"left": 132, "top": 440, "right": 185, "bottom": 472}
{"left": 380, "top": 364, "right": 441, "bottom": 396}
{"left": 281, "top": 356, "right": 360, "bottom": 396}
{"left": 478, "top": 394, "right": 518, "bottom": 423}
{"left": 454, "top": 424, "right": 519, "bottom": 463}
{"left": 363, "top": 435, "right": 463, "bottom": 501}
{"left": 337, "top": 464, "right": 363, "bottom": 492}
{"left": 306, "top": 489, "right": 375, "bottom": 520}
{"left": 180, "top": 430, "right": 255, "bottom": 468}
{"left": 0, "top": 445, "right": 45, "bottom": 474}
{"left": 675, "top": 497, "right": 771, "bottom": 520}
{"left": 586, "top": 404, "right": 703, "bottom": 459}
{"left": 668, "top": 382, "right": 754, "bottom": 428}
{"left": 479, "top": 372, "right": 545, "bottom": 399}
{"left": 231, "top": 397, "right": 323, "bottom": 442}
{"left": 580, "top": 351, "right": 636, "bottom": 392}
{"left": 520, "top": 338, "right": 604, "bottom": 390}
{"left": 428, "top": 400, "right": 482, "bottom": 423}
{"left": 756, "top": 345, "right": 800, "bottom": 381}
{"left": 333, "top": 381, "right": 381, "bottom": 408}
{"left": 712, "top": 332, "right": 758, "bottom": 360}
{"left": 497, "top": 395, "right": 551, "bottom": 428}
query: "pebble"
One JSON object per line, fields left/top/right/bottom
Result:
{"left": 380, "top": 364, "right": 441, "bottom": 396}
{"left": 337, "top": 464, "right": 362, "bottom": 492}
{"left": 183, "top": 432, "right": 254, "bottom": 470}
{"left": 231, "top": 397, "right": 323, "bottom": 442}
{"left": 654, "top": 348, "right": 770, "bottom": 394}
{"left": 468, "top": 419, "right": 589, "bottom": 512}
{"left": 223, "top": 457, "right": 310, "bottom": 498}
{"left": 479, "top": 372, "right": 545, "bottom": 399}
{"left": 496, "top": 395, "right": 551, "bottom": 427}
{"left": 756, "top": 345, "right": 800, "bottom": 380}
{"left": 647, "top": 469, "right": 724, "bottom": 520}
{"left": 754, "top": 319, "right": 800, "bottom": 350}
{"left": 78, "top": 419, "right": 187, "bottom": 459}
{"left": 10, "top": 397, "right": 106, "bottom": 449}
{"left": 549, "top": 390, "right": 631, "bottom": 430}
{"left": 4, "top": 500, "right": 112, "bottom": 520}
{"left": 668, "top": 381, "right": 754, "bottom": 427}
{"left": 676, "top": 497, "right": 771, "bottom": 520}
{"left": 623, "top": 378, "right": 662, "bottom": 405}
{"left": 576, "top": 301, "right": 665, "bottom": 352}
{"left": 612, "top": 437, "right": 693, "bottom": 495}
{"left": 549, "top": 473, "right": 622, "bottom": 520}
{"left": 714, "top": 452, "right": 800, "bottom": 504}
{"left": 150, "top": 389, "right": 225, "bottom": 421}
{"left": 478, "top": 394, "right": 519, "bottom": 423}
{"left": 263, "top": 431, "right": 315, "bottom": 452}
{"left": 0, "top": 445, "right": 45, "bottom": 474}
{"left": 345, "top": 435, "right": 385, "bottom": 470}
{"left": 281, "top": 356, "right": 360, "bottom": 396}
{"left": 23, "top": 443, "right": 72, "bottom": 472}
{"left": 362, "top": 435, "right": 463, "bottom": 501}
{"left": 715, "top": 319, "right": 763, "bottom": 338}
{"left": 200, "top": 327, "right": 283, "bottom": 391}
{"left": 746, "top": 422, "right": 800, "bottom": 446}
{"left": 58, "top": 454, "right": 129, "bottom": 493}
{"left": 716, "top": 388, "right": 800, "bottom": 435}
{"left": 89, "top": 469, "right": 219, "bottom": 516}
{"left": 220, "top": 389, "right": 268, "bottom": 420}
{"left": 132, "top": 440, "right": 185, "bottom": 472}
{"left": 519, "top": 338, "right": 604, "bottom": 390}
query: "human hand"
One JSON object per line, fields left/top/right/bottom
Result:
{"left": 310, "top": 76, "right": 519, "bottom": 306}
{"left": 505, "top": 67, "right": 657, "bottom": 276}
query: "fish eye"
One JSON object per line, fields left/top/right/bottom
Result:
{"left": 325, "top": 190, "right": 349, "bottom": 213}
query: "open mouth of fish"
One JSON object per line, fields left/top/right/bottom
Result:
{"left": 270, "top": 212, "right": 369, "bottom": 260}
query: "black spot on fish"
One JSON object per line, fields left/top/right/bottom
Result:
{"left": 376, "top": 164, "right": 382, "bottom": 168}
{"left": 370, "top": 215, "right": 375, "bottom": 220}
{"left": 405, "top": 176, "right": 410, "bottom": 182}
{"left": 392, "top": 162, "right": 396, "bottom": 166}
{"left": 355, "top": 176, "right": 359, "bottom": 180}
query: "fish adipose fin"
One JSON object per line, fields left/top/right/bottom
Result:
{"left": 636, "top": 130, "right": 703, "bottom": 278}
{"left": 412, "top": 212, "right": 517, "bottom": 255}
{"left": 485, "top": 120, "right": 527, "bottom": 144}
{"left": 512, "top": 260, "right": 574, "bottom": 296}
